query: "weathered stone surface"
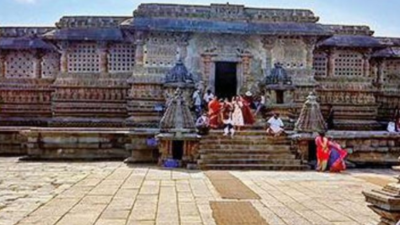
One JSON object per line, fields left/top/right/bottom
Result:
{"left": 0, "top": 158, "right": 394, "bottom": 225}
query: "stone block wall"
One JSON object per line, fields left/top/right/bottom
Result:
{"left": 21, "top": 128, "right": 130, "bottom": 160}
{"left": 294, "top": 131, "right": 400, "bottom": 166}
{"left": 0, "top": 128, "right": 27, "bottom": 155}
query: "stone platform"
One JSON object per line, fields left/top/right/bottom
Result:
{"left": 0, "top": 157, "right": 397, "bottom": 225}
{"left": 1, "top": 127, "right": 400, "bottom": 169}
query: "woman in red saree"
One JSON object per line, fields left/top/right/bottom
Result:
{"left": 240, "top": 96, "right": 255, "bottom": 125}
{"left": 208, "top": 97, "right": 221, "bottom": 129}
{"left": 315, "top": 132, "right": 330, "bottom": 172}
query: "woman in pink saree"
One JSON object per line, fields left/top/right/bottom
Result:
{"left": 328, "top": 139, "right": 347, "bottom": 172}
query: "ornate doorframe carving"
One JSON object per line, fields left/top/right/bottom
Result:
{"left": 201, "top": 48, "right": 252, "bottom": 94}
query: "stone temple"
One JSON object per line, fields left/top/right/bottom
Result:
{"left": 1, "top": 3, "right": 400, "bottom": 171}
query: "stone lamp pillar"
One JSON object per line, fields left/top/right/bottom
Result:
{"left": 363, "top": 175, "right": 400, "bottom": 225}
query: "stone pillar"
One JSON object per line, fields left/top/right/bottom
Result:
{"left": 98, "top": 42, "right": 108, "bottom": 73}
{"left": 327, "top": 48, "right": 336, "bottom": 76}
{"left": 0, "top": 50, "right": 6, "bottom": 78}
{"left": 59, "top": 42, "right": 69, "bottom": 73}
{"left": 33, "top": 50, "right": 43, "bottom": 78}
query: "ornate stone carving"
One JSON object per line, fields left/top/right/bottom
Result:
{"left": 165, "top": 60, "right": 194, "bottom": 84}
{"left": 265, "top": 63, "right": 292, "bottom": 85}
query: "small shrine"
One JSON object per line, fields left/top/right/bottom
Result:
{"left": 294, "top": 92, "right": 327, "bottom": 133}
{"left": 157, "top": 88, "right": 200, "bottom": 167}
{"left": 264, "top": 62, "right": 294, "bottom": 104}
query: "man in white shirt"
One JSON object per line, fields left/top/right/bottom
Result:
{"left": 203, "top": 89, "right": 214, "bottom": 108}
{"left": 192, "top": 89, "right": 202, "bottom": 118}
{"left": 266, "top": 113, "right": 285, "bottom": 136}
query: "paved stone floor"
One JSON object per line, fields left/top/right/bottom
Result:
{"left": 0, "top": 157, "right": 398, "bottom": 225}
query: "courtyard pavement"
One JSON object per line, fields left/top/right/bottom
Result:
{"left": 0, "top": 157, "right": 397, "bottom": 225}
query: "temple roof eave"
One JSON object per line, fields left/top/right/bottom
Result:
{"left": 317, "top": 35, "right": 385, "bottom": 48}
{"left": 372, "top": 47, "right": 400, "bottom": 58}
{"left": 123, "top": 18, "right": 332, "bottom": 36}
{"left": 0, "top": 37, "right": 56, "bottom": 50}
{"left": 42, "top": 28, "right": 126, "bottom": 42}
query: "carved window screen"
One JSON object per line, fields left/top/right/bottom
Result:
{"left": 313, "top": 52, "right": 327, "bottom": 76}
{"left": 5, "top": 51, "right": 35, "bottom": 78}
{"left": 385, "top": 59, "right": 400, "bottom": 77}
{"left": 144, "top": 33, "right": 178, "bottom": 67}
{"left": 68, "top": 43, "right": 100, "bottom": 73}
{"left": 42, "top": 52, "right": 60, "bottom": 78}
{"left": 334, "top": 51, "right": 363, "bottom": 76}
{"left": 108, "top": 43, "right": 135, "bottom": 72}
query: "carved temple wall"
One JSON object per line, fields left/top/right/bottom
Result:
{"left": 1, "top": 14, "right": 400, "bottom": 130}
{"left": 375, "top": 58, "right": 400, "bottom": 122}
{"left": 313, "top": 47, "right": 381, "bottom": 130}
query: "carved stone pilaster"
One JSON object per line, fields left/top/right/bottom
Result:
{"left": 59, "top": 42, "right": 69, "bottom": 73}
{"left": 177, "top": 33, "right": 191, "bottom": 61}
{"left": 377, "top": 60, "right": 386, "bottom": 84}
{"left": 262, "top": 36, "right": 277, "bottom": 72}
{"left": 0, "top": 50, "right": 6, "bottom": 78}
{"left": 327, "top": 48, "right": 336, "bottom": 76}
{"left": 362, "top": 51, "right": 371, "bottom": 77}
{"left": 98, "top": 42, "right": 109, "bottom": 73}
{"left": 241, "top": 53, "right": 252, "bottom": 86}
{"left": 33, "top": 50, "right": 44, "bottom": 78}
{"left": 134, "top": 31, "right": 146, "bottom": 66}
{"left": 303, "top": 37, "right": 317, "bottom": 69}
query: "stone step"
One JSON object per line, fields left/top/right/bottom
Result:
{"left": 199, "top": 145, "right": 291, "bottom": 151}
{"left": 199, "top": 158, "right": 301, "bottom": 165}
{"left": 201, "top": 152, "right": 296, "bottom": 159}
{"left": 199, "top": 163, "right": 310, "bottom": 171}
{"left": 208, "top": 130, "right": 293, "bottom": 136}
{"left": 199, "top": 149, "right": 292, "bottom": 154}
{"left": 200, "top": 139, "right": 291, "bottom": 145}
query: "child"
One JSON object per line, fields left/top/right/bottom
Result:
{"left": 223, "top": 109, "right": 235, "bottom": 137}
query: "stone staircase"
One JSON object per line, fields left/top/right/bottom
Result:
{"left": 198, "top": 130, "right": 309, "bottom": 170}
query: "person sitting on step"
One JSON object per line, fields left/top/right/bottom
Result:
{"left": 266, "top": 113, "right": 285, "bottom": 137}
{"left": 196, "top": 112, "right": 210, "bottom": 135}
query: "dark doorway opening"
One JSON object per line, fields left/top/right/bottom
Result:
{"left": 276, "top": 90, "right": 284, "bottom": 104}
{"left": 172, "top": 141, "right": 184, "bottom": 160}
{"left": 215, "top": 62, "right": 237, "bottom": 100}
{"left": 308, "top": 140, "right": 317, "bottom": 162}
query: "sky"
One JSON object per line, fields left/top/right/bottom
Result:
{"left": 0, "top": 0, "right": 399, "bottom": 37}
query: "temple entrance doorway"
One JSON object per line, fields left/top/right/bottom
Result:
{"left": 215, "top": 62, "right": 237, "bottom": 100}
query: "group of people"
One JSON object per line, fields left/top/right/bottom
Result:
{"left": 207, "top": 94, "right": 256, "bottom": 137}
{"left": 194, "top": 89, "right": 286, "bottom": 137}
{"left": 315, "top": 132, "right": 348, "bottom": 172}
